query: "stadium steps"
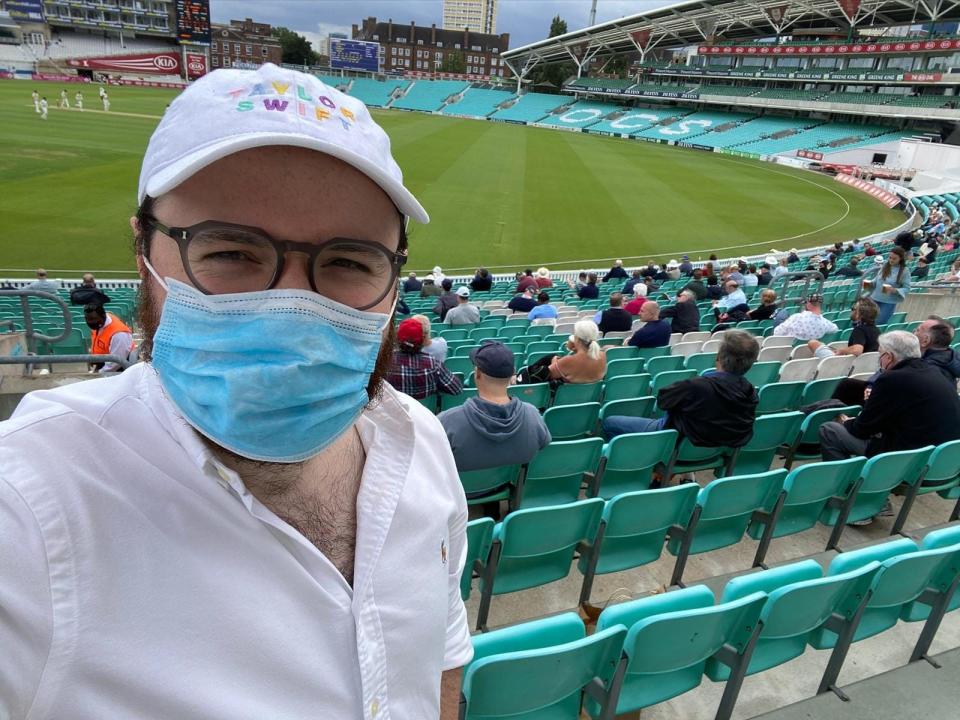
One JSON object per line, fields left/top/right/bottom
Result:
{"left": 392, "top": 79, "right": 471, "bottom": 112}
{"left": 586, "top": 106, "right": 687, "bottom": 136}
{"left": 536, "top": 100, "right": 624, "bottom": 129}
{"left": 634, "top": 110, "right": 755, "bottom": 142}
{"left": 347, "top": 77, "right": 409, "bottom": 108}
{"left": 488, "top": 92, "right": 572, "bottom": 123}
{"left": 440, "top": 87, "right": 516, "bottom": 118}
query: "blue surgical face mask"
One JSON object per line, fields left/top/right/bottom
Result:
{"left": 145, "top": 263, "right": 392, "bottom": 463}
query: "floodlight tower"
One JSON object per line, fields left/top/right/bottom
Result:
{"left": 589, "top": 0, "right": 598, "bottom": 25}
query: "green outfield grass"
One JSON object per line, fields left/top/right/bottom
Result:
{"left": 0, "top": 79, "right": 904, "bottom": 276}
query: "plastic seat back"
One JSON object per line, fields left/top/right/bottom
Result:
{"left": 650, "top": 369, "right": 696, "bottom": 395}
{"left": 604, "top": 358, "right": 644, "bottom": 380}
{"left": 598, "top": 397, "right": 656, "bottom": 426}
{"left": 462, "top": 518, "right": 494, "bottom": 600}
{"left": 553, "top": 381, "right": 603, "bottom": 407}
{"left": 744, "top": 361, "right": 780, "bottom": 388}
{"left": 464, "top": 612, "right": 627, "bottom": 720}
{"left": 670, "top": 437, "right": 731, "bottom": 474}
{"left": 486, "top": 499, "right": 604, "bottom": 595}
{"left": 604, "top": 346, "right": 639, "bottom": 361}
{"left": 902, "top": 526, "right": 960, "bottom": 620}
{"left": 459, "top": 464, "right": 522, "bottom": 504}
{"left": 791, "top": 405, "right": 862, "bottom": 460}
{"left": 602, "top": 373, "right": 651, "bottom": 402}
{"left": 507, "top": 382, "right": 551, "bottom": 411}
{"left": 706, "top": 559, "right": 878, "bottom": 680}
{"left": 917, "top": 439, "right": 960, "bottom": 493}
{"left": 729, "top": 412, "right": 803, "bottom": 475}
{"left": 645, "top": 355, "right": 684, "bottom": 376}
{"left": 440, "top": 387, "right": 478, "bottom": 412}
{"left": 778, "top": 358, "right": 819, "bottom": 383}
{"left": 580, "top": 485, "right": 697, "bottom": 576}
{"left": 671, "top": 470, "right": 786, "bottom": 555}
{"left": 800, "top": 377, "right": 842, "bottom": 406}
{"left": 520, "top": 438, "right": 603, "bottom": 509}
{"left": 671, "top": 340, "right": 703, "bottom": 358}
{"left": 757, "top": 381, "right": 804, "bottom": 414}
{"left": 830, "top": 446, "right": 933, "bottom": 525}
{"left": 684, "top": 352, "right": 717, "bottom": 373}
{"left": 595, "top": 587, "right": 766, "bottom": 714}
{"left": 815, "top": 354, "right": 855, "bottom": 379}
{"left": 594, "top": 430, "right": 678, "bottom": 499}
{"left": 543, "top": 402, "right": 600, "bottom": 440}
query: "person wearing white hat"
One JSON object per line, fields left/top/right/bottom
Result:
{"left": 432, "top": 265, "right": 446, "bottom": 285}
{"left": 443, "top": 286, "right": 480, "bottom": 326}
{"left": 0, "top": 64, "right": 471, "bottom": 718}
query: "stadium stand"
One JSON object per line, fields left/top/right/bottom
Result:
{"left": 391, "top": 79, "right": 470, "bottom": 112}
{"left": 346, "top": 77, "right": 409, "bottom": 107}
{"left": 41, "top": 33, "right": 173, "bottom": 60}
{"left": 536, "top": 100, "right": 623, "bottom": 129}
{"left": 754, "top": 87, "right": 829, "bottom": 101}
{"left": 441, "top": 87, "right": 515, "bottom": 118}
{"left": 633, "top": 109, "right": 755, "bottom": 141}
{"left": 489, "top": 92, "right": 572, "bottom": 122}
{"left": 314, "top": 74, "right": 349, "bottom": 89}
{"left": 586, "top": 106, "right": 690, "bottom": 136}
{"left": 691, "top": 115, "right": 817, "bottom": 149}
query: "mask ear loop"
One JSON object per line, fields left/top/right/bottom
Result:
{"left": 142, "top": 257, "right": 170, "bottom": 292}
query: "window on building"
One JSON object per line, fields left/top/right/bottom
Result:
{"left": 211, "top": 40, "right": 217, "bottom": 51}
{"left": 262, "top": 47, "right": 268, "bottom": 56}
{"left": 472, "top": 45, "right": 481, "bottom": 51}
{"left": 212, "top": 55, "right": 219, "bottom": 67}
{"left": 234, "top": 43, "right": 240, "bottom": 53}
{"left": 372, "top": 34, "right": 379, "bottom": 40}
{"left": 437, "top": 41, "right": 443, "bottom": 48}
{"left": 392, "top": 47, "right": 397, "bottom": 55}
{"left": 491, "top": 58, "right": 497, "bottom": 66}
{"left": 397, "top": 36, "right": 406, "bottom": 43}
{"left": 417, "top": 39, "right": 423, "bottom": 45}
{"left": 404, "top": 59, "right": 410, "bottom": 67}
{"left": 454, "top": 43, "right": 460, "bottom": 49}
{"left": 246, "top": 44, "right": 253, "bottom": 55}
{"left": 405, "top": 48, "right": 410, "bottom": 56}
{"left": 492, "top": 48, "right": 498, "bottom": 54}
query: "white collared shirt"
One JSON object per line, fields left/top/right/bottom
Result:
{"left": 0, "top": 363, "right": 471, "bottom": 720}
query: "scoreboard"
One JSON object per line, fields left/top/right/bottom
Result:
{"left": 176, "top": 0, "right": 211, "bottom": 44}
{"left": 331, "top": 39, "right": 380, "bottom": 73}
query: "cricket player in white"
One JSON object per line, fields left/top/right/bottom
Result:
{"left": 39, "top": 97, "right": 48, "bottom": 120}
{"left": 102, "top": 92, "right": 110, "bottom": 112}
{"left": 31, "top": 90, "right": 39, "bottom": 113}
{"left": 75, "top": 91, "right": 83, "bottom": 111}
{"left": 59, "top": 89, "right": 69, "bottom": 109}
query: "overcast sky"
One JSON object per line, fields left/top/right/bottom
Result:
{"left": 211, "top": 0, "right": 671, "bottom": 50}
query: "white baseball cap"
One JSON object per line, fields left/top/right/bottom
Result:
{"left": 137, "top": 64, "right": 428, "bottom": 224}
{"left": 455, "top": 286, "right": 470, "bottom": 298}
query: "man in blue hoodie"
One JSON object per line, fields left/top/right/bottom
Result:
{"left": 438, "top": 341, "right": 550, "bottom": 472}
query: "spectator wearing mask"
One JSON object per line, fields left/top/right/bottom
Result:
{"left": 84, "top": 303, "right": 136, "bottom": 373}
{"left": 912, "top": 257, "right": 930, "bottom": 280}
{"left": 773, "top": 294, "right": 838, "bottom": 340}
{"left": 915, "top": 317, "right": 960, "bottom": 385}
{"left": 507, "top": 286, "right": 537, "bottom": 313}
{"left": 527, "top": 292, "right": 558, "bottom": 321}
{"left": 535, "top": 267, "right": 553, "bottom": 288}
{"left": 659, "top": 290, "right": 700, "bottom": 334}
{"left": 679, "top": 255, "right": 693, "bottom": 276}
{"left": 834, "top": 257, "right": 863, "bottom": 278}
{"left": 747, "top": 288, "right": 779, "bottom": 322}
{"left": 862, "top": 247, "right": 910, "bottom": 324}
{"left": 819, "top": 332, "right": 960, "bottom": 474}
{"left": 444, "top": 287, "right": 481, "bottom": 325}
{"left": 401, "top": 272, "right": 422, "bottom": 293}
{"left": 683, "top": 269, "right": 708, "bottom": 300}
{"left": 470, "top": 267, "right": 492, "bottom": 292}
{"left": 603, "top": 260, "right": 629, "bottom": 282}
{"left": 70, "top": 273, "right": 111, "bottom": 306}
{"left": 625, "top": 301, "right": 671, "bottom": 348}
{"left": 603, "top": 330, "right": 760, "bottom": 444}
{"left": 516, "top": 268, "right": 538, "bottom": 294}
{"left": 432, "top": 279, "right": 458, "bottom": 321}
{"left": 705, "top": 275, "right": 724, "bottom": 300}
{"left": 387, "top": 317, "right": 462, "bottom": 400}
{"left": 594, "top": 292, "right": 633, "bottom": 335}
{"left": 576, "top": 272, "right": 600, "bottom": 299}
{"left": 419, "top": 274, "right": 441, "bottom": 297}
{"left": 622, "top": 269, "right": 643, "bottom": 296}
{"left": 808, "top": 297, "right": 880, "bottom": 358}
{"left": 548, "top": 320, "right": 606, "bottom": 384}
{"left": 411, "top": 314, "right": 448, "bottom": 364}
{"left": 623, "top": 284, "right": 648, "bottom": 315}
{"left": 26, "top": 268, "right": 60, "bottom": 294}
{"left": 438, "top": 341, "right": 550, "bottom": 473}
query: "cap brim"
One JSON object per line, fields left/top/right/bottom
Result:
{"left": 143, "top": 131, "right": 429, "bottom": 224}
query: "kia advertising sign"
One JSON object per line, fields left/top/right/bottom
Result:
{"left": 66, "top": 52, "right": 181, "bottom": 76}
{"left": 185, "top": 52, "right": 207, "bottom": 79}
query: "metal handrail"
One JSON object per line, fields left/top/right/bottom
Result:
{"left": 0, "top": 288, "right": 73, "bottom": 353}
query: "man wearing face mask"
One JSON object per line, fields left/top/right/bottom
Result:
{"left": 0, "top": 65, "right": 471, "bottom": 720}
{"left": 83, "top": 302, "right": 136, "bottom": 373}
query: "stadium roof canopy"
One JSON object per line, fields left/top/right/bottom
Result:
{"left": 501, "top": 0, "right": 960, "bottom": 73}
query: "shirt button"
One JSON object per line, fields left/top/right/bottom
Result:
{"left": 370, "top": 700, "right": 380, "bottom": 716}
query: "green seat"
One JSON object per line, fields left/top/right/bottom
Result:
{"left": 440, "top": 387, "right": 478, "bottom": 411}
{"left": 744, "top": 361, "right": 780, "bottom": 387}
{"left": 604, "top": 358, "right": 644, "bottom": 380}
{"left": 417, "top": 394, "right": 438, "bottom": 413}
{"left": 590, "top": 586, "right": 766, "bottom": 719}
{"left": 598, "top": 397, "right": 656, "bottom": 426}
{"left": 543, "top": 402, "right": 600, "bottom": 440}
{"left": 453, "top": 343, "right": 482, "bottom": 357}
{"left": 553, "top": 381, "right": 603, "bottom": 407}
{"left": 664, "top": 435, "right": 734, "bottom": 478}
{"left": 684, "top": 352, "right": 717, "bottom": 374}
{"left": 604, "top": 346, "right": 639, "bottom": 361}
{"left": 525, "top": 325, "right": 554, "bottom": 338}
{"left": 726, "top": 412, "right": 803, "bottom": 476}
{"left": 459, "top": 464, "right": 523, "bottom": 508}
{"left": 439, "top": 328, "right": 470, "bottom": 341}
{"left": 782, "top": 405, "right": 862, "bottom": 469}
{"left": 591, "top": 429, "right": 677, "bottom": 499}
{"left": 650, "top": 369, "right": 696, "bottom": 396}
{"left": 645, "top": 355, "right": 684, "bottom": 376}
{"left": 636, "top": 346, "right": 670, "bottom": 363}
{"left": 477, "top": 499, "right": 605, "bottom": 630}
{"left": 893, "top": 440, "right": 960, "bottom": 534}
{"left": 577, "top": 485, "right": 697, "bottom": 604}
{"left": 469, "top": 327, "right": 500, "bottom": 341}
{"left": 462, "top": 518, "right": 494, "bottom": 600}
{"left": 498, "top": 325, "right": 529, "bottom": 340}
{"left": 747, "top": 457, "right": 865, "bottom": 552}
{"left": 507, "top": 382, "right": 551, "bottom": 411}
{"left": 602, "top": 373, "right": 650, "bottom": 402}
{"left": 800, "top": 377, "right": 842, "bottom": 406}
{"left": 668, "top": 469, "right": 787, "bottom": 586}
{"left": 821, "top": 446, "right": 933, "bottom": 526}
{"left": 519, "top": 438, "right": 603, "bottom": 509}
{"left": 525, "top": 340, "right": 560, "bottom": 355}
{"left": 706, "top": 559, "right": 879, "bottom": 681}
{"left": 444, "top": 356, "right": 475, "bottom": 376}
{"left": 901, "top": 526, "right": 960, "bottom": 621}
{"left": 756, "top": 381, "right": 804, "bottom": 415}
{"left": 463, "top": 612, "right": 627, "bottom": 719}
{"left": 524, "top": 350, "right": 557, "bottom": 367}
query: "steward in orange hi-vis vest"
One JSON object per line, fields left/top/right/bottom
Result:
{"left": 90, "top": 313, "right": 135, "bottom": 356}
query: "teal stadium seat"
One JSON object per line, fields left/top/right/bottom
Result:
{"left": 543, "top": 402, "right": 600, "bottom": 440}
{"left": 591, "top": 429, "right": 677, "bottom": 499}
{"left": 726, "top": 412, "right": 803, "bottom": 475}
{"left": 461, "top": 518, "right": 494, "bottom": 601}
{"left": 518, "top": 438, "right": 602, "bottom": 509}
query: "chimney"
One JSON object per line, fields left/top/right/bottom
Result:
{"left": 464, "top": 27, "right": 469, "bottom": 49}
{"left": 431, "top": 23, "right": 436, "bottom": 45}
{"left": 387, "top": 18, "right": 393, "bottom": 42}
{"left": 351, "top": 23, "right": 358, "bottom": 39}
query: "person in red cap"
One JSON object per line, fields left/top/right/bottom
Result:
{"left": 387, "top": 317, "right": 463, "bottom": 400}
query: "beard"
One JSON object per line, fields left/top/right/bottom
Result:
{"left": 137, "top": 276, "right": 398, "bottom": 458}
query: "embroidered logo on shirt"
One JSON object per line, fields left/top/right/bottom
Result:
{"left": 440, "top": 539, "right": 447, "bottom": 565}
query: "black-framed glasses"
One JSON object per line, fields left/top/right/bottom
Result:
{"left": 142, "top": 215, "right": 406, "bottom": 311}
